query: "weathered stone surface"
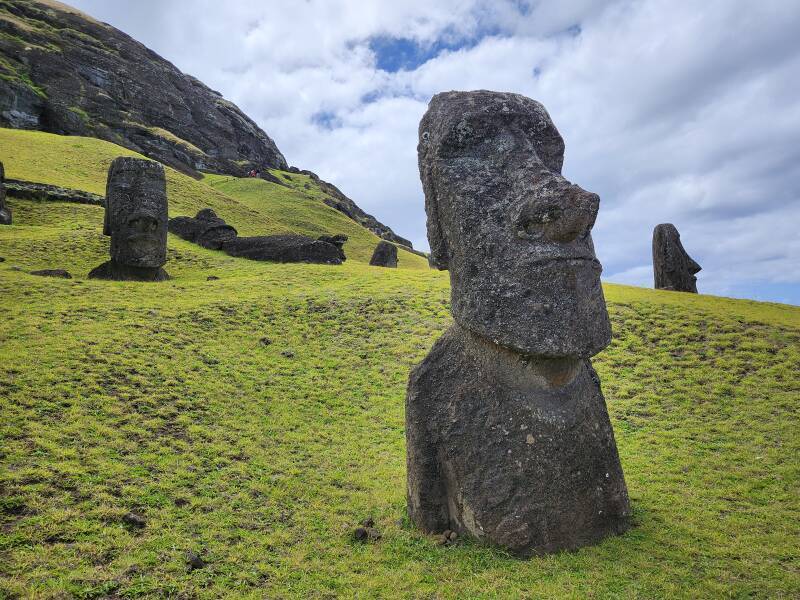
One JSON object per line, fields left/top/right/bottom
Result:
{"left": 0, "top": 161, "right": 11, "bottom": 225}
{"left": 89, "top": 157, "right": 169, "bottom": 281}
{"left": 4, "top": 178, "right": 104, "bottom": 206}
{"left": 652, "top": 223, "right": 701, "bottom": 293}
{"left": 418, "top": 91, "right": 610, "bottom": 358}
{"left": 407, "top": 90, "right": 629, "bottom": 557}
{"left": 223, "top": 234, "right": 344, "bottom": 264}
{"left": 88, "top": 261, "right": 169, "bottom": 282}
{"left": 317, "top": 234, "right": 348, "bottom": 262}
{"left": 168, "top": 209, "right": 238, "bottom": 250}
{"left": 369, "top": 241, "right": 398, "bottom": 268}
{"left": 30, "top": 269, "right": 71, "bottom": 279}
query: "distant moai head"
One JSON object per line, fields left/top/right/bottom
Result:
{"left": 652, "top": 223, "right": 701, "bottom": 293}
{"left": 104, "top": 157, "right": 168, "bottom": 268}
{"left": 418, "top": 91, "right": 611, "bottom": 358}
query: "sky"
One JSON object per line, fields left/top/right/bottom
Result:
{"left": 68, "top": 0, "right": 800, "bottom": 305}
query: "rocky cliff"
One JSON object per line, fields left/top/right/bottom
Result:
{"left": 0, "top": 1, "right": 286, "bottom": 176}
{"left": 0, "top": 0, "right": 413, "bottom": 247}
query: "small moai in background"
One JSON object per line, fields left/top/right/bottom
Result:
{"left": 652, "top": 223, "right": 701, "bottom": 293}
{"left": 0, "top": 160, "right": 12, "bottom": 225}
{"left": 89, "top": 157, "right": 169, "bottom": 281}
{"left": 369, "top": 240, "right": 398, "bottom": 268}
{"left": 406, "top": 90, "right": 630, "bottom": 557}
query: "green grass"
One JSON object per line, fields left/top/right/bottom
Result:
{"left": 1, "top": 128, "right": 799, "bottom": 598}
{"left": 0, "top": 128, "right": 429, "bottom": 270}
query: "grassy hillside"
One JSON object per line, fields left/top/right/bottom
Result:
{"left": 0, "top": 128, "right": 429, "bottom": 271}
{"left": 1, "top": 129, "right": 799, "bottom": 598}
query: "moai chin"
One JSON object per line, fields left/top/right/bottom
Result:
{"left": 406, "top": 91, "right": 630, "bottom": 557}
{"left": 89, "top": 157, "right": 169, "bottom": 281}
{"left": 0, "top": 160, "right": 12, "bottom": 225}
{"left": 652, "top": 223, "right": 701, "bottom": 293}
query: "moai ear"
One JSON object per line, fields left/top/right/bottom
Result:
{"left": 102, "top": 195, "right": 112, "bottom": 236}
{"left": 422, "top": 171, "right": 449, "bottom": 271}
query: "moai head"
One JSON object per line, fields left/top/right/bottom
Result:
{"left": 652, "top": 223, "right": 701, "bottom": 292}
{"left": 418, "top": 91, "right": 611, "bottom": 358}
{"left": 104, "top": 157, "right": 168, "bottom": 268}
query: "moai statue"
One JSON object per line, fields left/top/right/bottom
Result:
{"left": 89, "top": 157, "right": 169, "bottom": 281}
{"left": 652, "top": 223, "right": 701, "bottom": 292}
{"left": 369, "top": 240, "right": 398, "bottom": 268}
{"left": 0, "top": 160, "right": 12, "bottom": 225}
{"left": 406, "top": 91, "right": 630, "bottom": 557}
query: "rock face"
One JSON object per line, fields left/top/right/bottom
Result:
{"left": 369, "top": 241, "right": 398, "bottom": 268}
{"left": 301, "top": 169, "right": 414, "bottom": 248}
{"left": 0, "top": 161, "right": 11, "bottom": 225}
{"left": 0, "top": 1, "right": 286, "bottom": 177}
{"left": 169, "top": 209, "right": 346, "bottom": 265}
{"left": 89, "top": 157, "right": 169, "bottom": 281}
{"left": 652, "top": 224, "right": 701, "bottom": 293}
{"left": 406, "top": 91, "right": 630, "bottom": 557}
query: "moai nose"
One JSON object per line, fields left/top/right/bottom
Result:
{"left": 516, "top": 184, "right": 599, "bottom": 243}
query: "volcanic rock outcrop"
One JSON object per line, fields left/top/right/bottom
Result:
{"left": 652, "top": 223, "right": 701, "bottom": 293}
{"left": 369, "top": 241, "right": 398, "bottom": 268}
{"left": 406, "top": 91, "right": 630, "bottom": 557}
{"left": 89, "top": 157, "right": 169, "bottom": 281}
{"left": 0, "top": 161, "right": 11, "bottom": 225}
{"left": 169, "top": 209, "right": 347, "bottom": 265}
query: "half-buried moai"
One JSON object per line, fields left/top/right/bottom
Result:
{"left": 0, "top": 160, "right": 11, "bottom": 225}
{"left": 652, "top": 223, "right": 701, "bottom": 293}
{"left": 406, "top": 90, "right": 630, "bottom": 557}
{"left": 89, "top": 157, "right": 169, "bottom": 281}
{"left": 369, "top": 240, "right": 398, "bottom": 268}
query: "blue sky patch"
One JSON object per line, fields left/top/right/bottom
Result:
{"left": 311, "top": 110, "right": 342, "bottom": 130}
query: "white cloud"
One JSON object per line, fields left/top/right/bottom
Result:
{"left": 69, "top": 0, "right": 800, "bottom": 302}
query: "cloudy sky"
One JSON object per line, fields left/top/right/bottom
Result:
{"left": 69, "top": 0, "right": 800, "bottom": 304}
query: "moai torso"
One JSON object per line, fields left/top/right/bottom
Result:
{"left": 406, "top": 91, "right": 630, "bottom": 556}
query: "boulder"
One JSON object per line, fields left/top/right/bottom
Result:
{"left": 168, "top": 209, "right": 237, "bottom": 250}
{"left": 30, "top": 269, "right": 72, "bottom": 279}
{"left": 223, "top": 234, "right": 344, "bottom": 264}
{"left": 89, "top": 157, "right": 170, "bottom": 281}
{"left": 652, "top": 223, "right": 701, "bottom": 293}
{"left": 406, "top": 91, "right": 630, "bottom": 557}
{"left": 369, "top": 241, "right": 398, "bottom": 268}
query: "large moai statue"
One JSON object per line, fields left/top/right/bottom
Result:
{"left": 406, "top": 91, "right": 630, "bottom": 557}
{"left": 0, "top": 161, "right": 12, "bottom": 225}
{"left": 89, "top": 157, "right": 170, "bottom": 281}
{"left": 652, "top": 223, "right": 701, "bottom": 293}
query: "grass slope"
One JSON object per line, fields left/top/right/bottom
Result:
{"left": 0, "top": 128, "right": 429, "bottom": 271}
{"left": 1, "top": 130, "right": 799, "bottom": 598}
